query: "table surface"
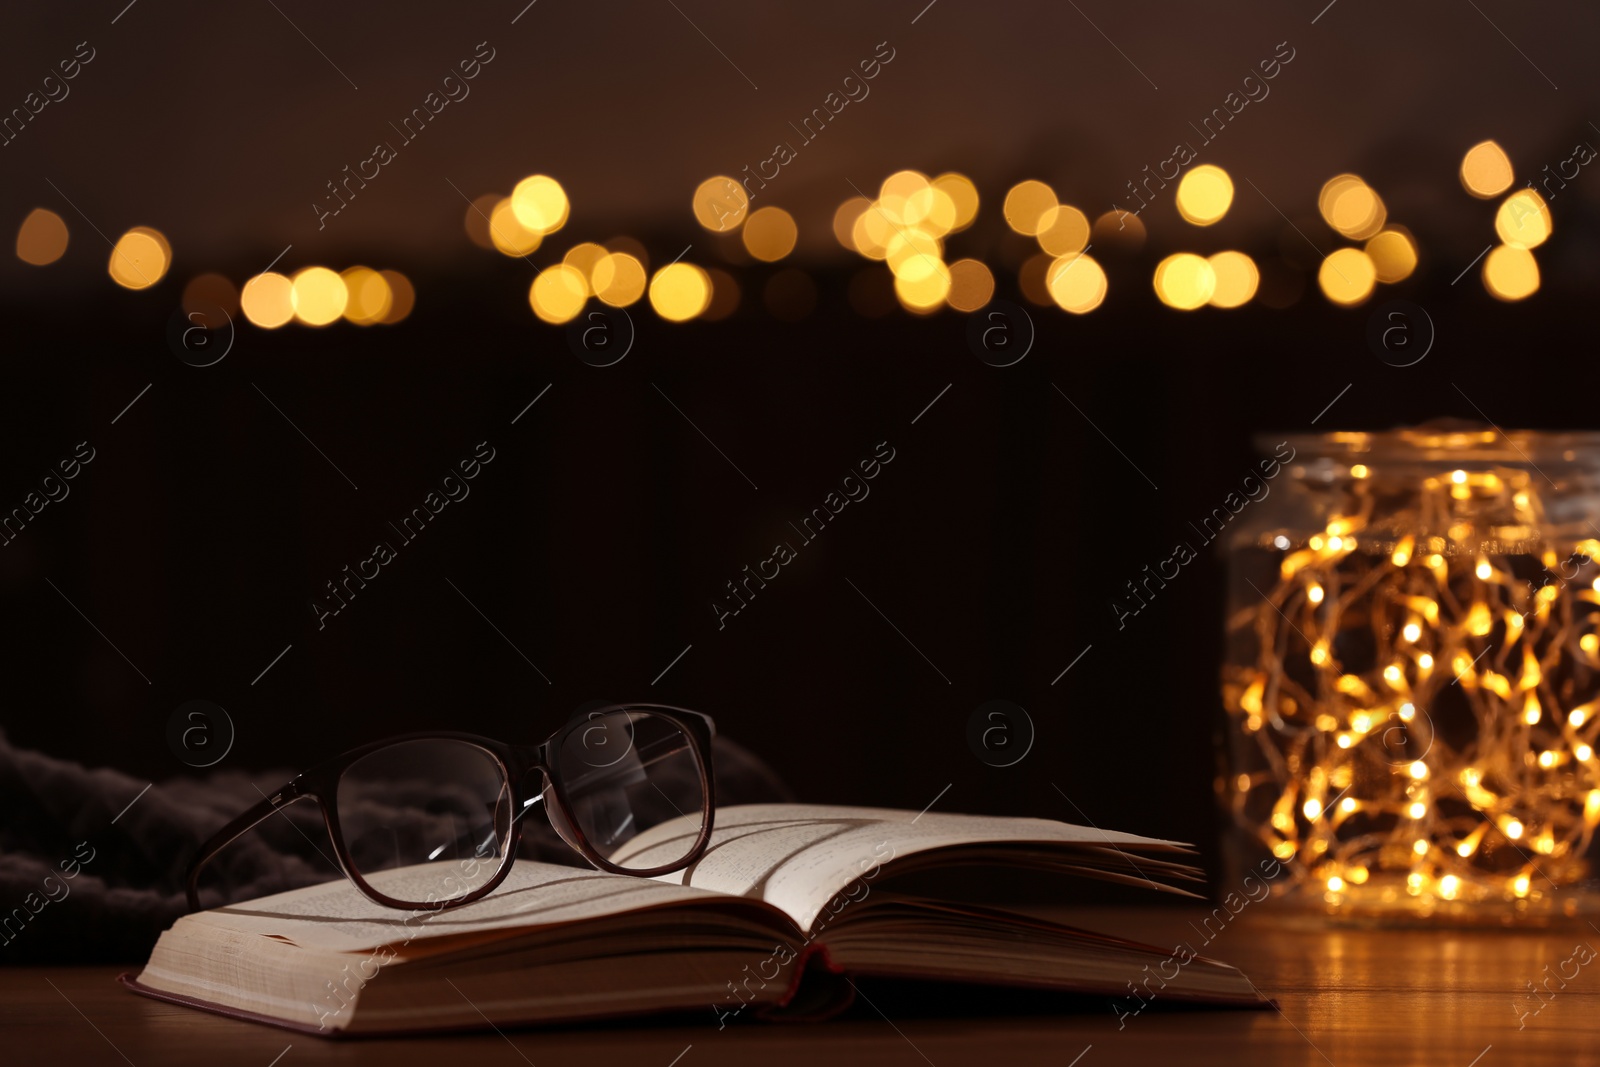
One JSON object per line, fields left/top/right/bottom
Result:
{"left": 6, "top": 906, "right": 1598, "bottom": 1066}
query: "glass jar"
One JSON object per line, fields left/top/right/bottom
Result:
{"left": 1220, "top": 422, "right": 1600, "bottom": 924}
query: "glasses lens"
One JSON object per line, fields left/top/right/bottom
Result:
{"left": 554, "top": 710, "right": 707, "bottom": 871}
{"left": 335, "top": 739, "right": 511, "bottom": 906}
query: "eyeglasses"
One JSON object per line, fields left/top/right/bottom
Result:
{"left": 186, "top": 704, "right": 716, "bottom": 912}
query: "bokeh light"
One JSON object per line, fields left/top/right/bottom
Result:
{"left": 702, "top": 267, "right": 740, "bottom": 321}
{"left": 464, "top": 193, "right": 501, "bottom": 250}
{"left": 1206, "top": 251, "right": 1258, "bottom": 308}
{"left": 377, "top": 271, "right": 414, "bottom": 324}
{"left": 605, "top": 235, "right": 650, "bottom": 271}
{"left": 946, "top": 259, "right": 995, "bottom": 312}
{"left": 1037, "top": 204, "right": 1090, "bottom": 256}
{"left": 1003, "top": 180, "right": 1057, "bottom": 236}
{"left": 291, "top": 266, "right": 348, "bottom": 326}
{"left": 340, "top": 267, "right": 392, "bottom": 326}
{"left": 241, "top": 272, "right": 294, "bottom": 328}
{"left": 1154, "top": 253, "right": 1216, "bottom": 310}
{"left": 1495, "top": 189, "right": 1551, "bottom": 249}
{"left": 834, "top": 198, "right": 871, "bottom": 251}
{"left": 1092, "top": 209, "right": 1147, "bottom": 250}
{"left": 885, "top": 229, "right": 943, "bottom": 280}
{"left": 1460, "top": 140, "right": 1514, "bottom": 199}
{"left": 510, "top": 175, "right": 569, "bottom": 235}
{"left": 649, "top": 262, "right": 712, "bottom": 322}
{"left": 742, "top": 206, "right": 798, "bottom": 262}
{"left": 489, "top": 197, "right": 542, "bottom": 257}
{"left": 591, "top": 252, "right": 647, "bottom": 307}
{"left": 1483, "top": 244, "right": 1540, "bottom": 301}
{"left": 850, "top": 204, "right": 892, "bottom": 260}
{"left": 894, "top": 258, "right": 951, "bottom": 312}
{"left": 932, "top": 173, "right": 979, "bottom": 233}
{"left": 1318, "top": 174, "right": 1386, "bottom": 240}
{"left": 16, "top": 208, "right": 68, "bottom": 266}
{"left": 529, "top": 264, "right": 587, "bottom": 324}
{"left": 1365, "top": 228, "right": 1417, "bottom": 283}
{"left": 182, "top": 272, "right": 239, "bottom": 328}
{"left": 1018, "top": 253, "right": 1053, "bottom": 306}
{"left": 1047, "top": 252, "right": 1107, "bottom": 314}
{"left": 692, "top": 176, "right": 749, "bottom": 232}
{"left": 879, "top": 170, "right": 932, "bottom": 225}
{"left": 108, "top": 226, "right": 170, "bottom": 290}
{"left": 563, "top": 242, "right": 610, "bottom": 294}
{"left": 1176, "top": 165, "right": 1234, "bottom": 226}
{"left": 1317, "top": 247, "right": 1377, "bottom": 306}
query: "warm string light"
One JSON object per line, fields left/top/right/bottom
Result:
{"left": 11, "top": 139, "right": 1560, "bottom": 320}
{"left": 1225, "top": 459, "right": 1600, "bottom": 914}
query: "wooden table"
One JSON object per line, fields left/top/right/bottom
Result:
{"left": 6, "top": 906, "right": 1596, "bottom": 1066}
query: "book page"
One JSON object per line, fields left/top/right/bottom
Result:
{"left": 183, "top": 860, "right": 739, "bottom": 954}
{"left": 612, "top": 803, "right": 1189, "bottom": 934}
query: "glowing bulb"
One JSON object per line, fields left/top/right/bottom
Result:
{"left": 290, "top": 266, "right": 348, "bottom": 326}
{"left": 1409, "top": 761, "right": 1428, "bottom": 780}
{"left": 1438, "top": 874, "right": 1460, "bottom": 900}
{"left": 932, "top": 173, "right": 980, "bottom": 232}
{"left": 592, "top": 252, "right": 647, "bottom": 307}
{"left": 692, "top": 176, "right": 749, "bottom": 232}
{"left": 108, "top": 226, "right": 171, "bottom": 290}
{"left": 1413, "top": 838, "right": 1428, "bottom": 855}
{"left": 1036, "top": 204, "right": 1091, "bottom": 257}
{"left": 1579, "top": 744, "right": 1594, "bottom": 761}
{"left": 1046, "top": 253, "right": 1107, "bottom": 314}
{"left": 1494, "top": 190, "right": 1551, "bottom": 250}
{"left": 1460, "top": 140, "right": 1513, "bottom": 198}
{"left": 1003, "top": 180, "right": 1056, "bottom": 236}
{"left": 1409, "top": 802, "right": 1427, "bottom": 820}
{"left": 1319, "top": 174, "right": 1386, "bottom": 239}
{"left": 1339, "top": 797, "right": 1356, "bottom": 813}
{"left": 1317, "top": 248, "right": 1376, "bottom": 306}
{"left": 1176, "top": 165, "right": 1234, "bottom": 225}
{"left": 1303, "top": 799, "right": 1323, "bottom": 820}
{"left": 648, "top": 262, "right": 712, "bottom": 322}
{"left": 1483, "top": 244, "right": 1540, "bottom": 301}
{"left": 510, "top": 174, "right": 569, "bottom": 235}
{"left": 528, "top": 264, "right": 587, "bottom": 325}
{"left": 1365, "top": 228, "right": 1417, "bottom": 283}
{"left": 1399, "top": 702, "right": 1416, "bottom": 721}
{"left": 1154, "top": 253, "right": 1216, "bottom": 310}
{"left": 340, "top": 267, "right": 392, "bottom": 326}
{"left": 1351, "top": 464, "right": 1370, "bottom": 479}
{"left": 1476, "top": 559, "right": 1493, "bottom": 580}
{"left": 1512, "top": 874, "right": 1531, "bottom": 897}
{"left": 1572, "top": 707, "right": 1589, "bottom": 727}
{"left": 1402, "top": 622, "right": 1422, "bottom": 643}
{"left": 241, "top": 272, "right": 295, "bottom": 329}
{"left": 1418, "top": 654, "right": 1434, "bottom": 670}
{"left": 1505, "top": 819, "right": 1524, "bottom": 840}
{"left": 488, "top": 198, "right": 542, "bottom": 257}
{"left": 1307, "top": 583, "right": 1325, "bottom": 605}
{"left": 1326, "top": 876, "right": 1345, "bottom": 892}
{"left": 742, "top": 206, "right": 798, "bottom": 262}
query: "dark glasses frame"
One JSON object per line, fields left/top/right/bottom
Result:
{"left": 185, "top": 704, "right": 716, "bottom": 913}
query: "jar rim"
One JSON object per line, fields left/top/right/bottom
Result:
{"left": 1259, "top": 420, "right": 1600, "bottom": 466}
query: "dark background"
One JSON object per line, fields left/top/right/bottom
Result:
{"left": 1, "top": 0, "right": 1596, "bottom": 888}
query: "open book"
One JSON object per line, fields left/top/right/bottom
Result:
{"left": 124, "top": 804, "right": 1264, "bottom": 1034}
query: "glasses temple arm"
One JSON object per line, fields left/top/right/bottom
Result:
{"left": 184, "top": 783, "right": 303, "bottom": 912}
